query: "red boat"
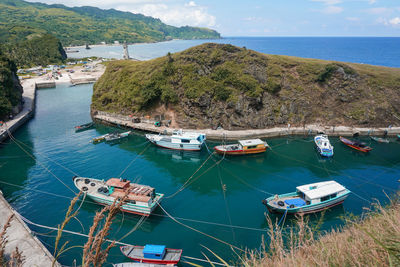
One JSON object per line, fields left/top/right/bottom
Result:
{"left": 120, "top": 245, "right": 182, "bottom": 265}
{"left": 339, "top": 136, "right": 372, "bottom": 152}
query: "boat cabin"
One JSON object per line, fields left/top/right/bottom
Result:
{"left": 106, "top": 178, "right": 156, "bottom": 205}
{"left": 238, "top": 139, "right": 266, "bottom": 150}
{"left": 171, "top": 130, "right": 206, "bottom": 144}
{"left": 296, "top": 181, "right": 347, "bottom": 205}
{"left": 142, "top": 245, "right": 166, "bottom": 260}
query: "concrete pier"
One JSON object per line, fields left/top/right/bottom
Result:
{"left": 0, "top": 190, "right": 57, "bottom": 266}
{"left": 0, "top": 79, "right": 36, "bottom": 144}
{"left": 93, "top": 111, "right": 400, "bottom": 141}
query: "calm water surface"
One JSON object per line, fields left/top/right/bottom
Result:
{"left": 68, "top": 37, "right": 400, "bottom": 67}
{"left": 0, "top": 83, "right": 399, "bottom": 265}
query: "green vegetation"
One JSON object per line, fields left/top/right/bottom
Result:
{"left": 0, "top": 0, "right": 220, "bottom": 46}
{"left": 0, "top": 50, "right": 22, "bottom": 120}
{"left": 93, "top": 43, "right": 400, "bottom": 129}
{"left": 241, "top": 197, "right": 400, "bottom": 267}
{"left": 1, "top": 34, "right": 67, "bottom": 68}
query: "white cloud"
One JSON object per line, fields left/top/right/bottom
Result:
{"left": 389, "top": 17, "right": 400, "bottom": 25}
{"left": 346, "top": 17, "right": 360, "bottom": 21}
{"left": 365, "top": 7, "right": 392, "bottom": 14}
{"left": 311, "top": 0, "right": 342, "bottom": 5}
{"left": 322, "top": 6, "right": 343, "bottom": 14}
{"left": 133, "top": 3, "right": 216, "bottom": 27}
{"left": 369, "top": 0, "right": 377, "bottom": 4}
{"left": 185, "top": 1, "right": 197, "bottom": 7}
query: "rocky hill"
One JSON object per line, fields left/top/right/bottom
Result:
{"left": 0, "top": 50, "right": 23, "bottom": 120}
{"left": 0, "top": 0, "right": 220, "bottom": 46}
{"left": 92, "top": 43, "right": 400, "bottom": 129}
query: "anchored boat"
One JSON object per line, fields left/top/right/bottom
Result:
{"left": 73, "top": 177, "right": 163, "bottom": 216}
{"left": 262, "top": 181, "right": 350, "bottom": 214}
{"left": 339, "top": 136, "right": 372, "bottom": 153}
{"left": 105, "top": 131, "right": 131, "bottom": 142}
{"left": 370, "top": 136, "right": 389, "bottom": 143}
{"left": 74, "top": 122, "right": 94, "bottom": 132}
{"left": 145, "top": 129, "right": 206, "bottom": 151}
{"left": 120, "top": 245, "right": 182, "bottom": 265}
{"left": 314, "top": 134, "right": 334, "bottom": 157}
{"left": 214, "top": 139, "right": 268, "bottom": 156}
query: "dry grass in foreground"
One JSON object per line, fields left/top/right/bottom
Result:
{"left": 242, "top": 196, "right": 400, "bottom": 267}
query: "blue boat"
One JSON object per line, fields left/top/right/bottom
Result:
{"left": 262, "top": 181, "right": 351, "bottom": 214}
{"left": 314, "top": 134, "right": 334, "bottom": 157}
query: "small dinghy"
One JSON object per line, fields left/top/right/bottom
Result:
{"left": 105, "top": 131, "right": 131, "bottom": 142}
{"left": 370, "top": 136, "right": 389, "bottom": 143}
{"left": 263, "top": 181, "right": 350, "bottom": 215}
{"left": 74, "top": 122, "right": 94, "bottom": 132}
{"left": 73, "top": 177, "right": 164, "bottom": 216}
{"left": 214, "top": 139, "right": 269, "bottom": 156}
{"left": 314, "top": 134, "right": 334, "bottom": 157}
{"left": 339, "top": 136, "right": 372, "bottom": 153}
{"left": 146, "top": 129, "right": 206, "bottom": 151}
{"left": 113, "top": 263, "right": 169, "bottom": 267}
{"left": 120, "top": 245, "right": 182, "bottom": 265}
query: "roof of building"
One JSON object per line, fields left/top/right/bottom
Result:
{"left": 296, "top": 181, "right": 346, "bottom": 200}
{"left": 239, "top": 139, "right": 265, "bottom": 146}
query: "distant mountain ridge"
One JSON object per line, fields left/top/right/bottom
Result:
{"left": 0, "top": 0, "right": 221, "bottom": 46}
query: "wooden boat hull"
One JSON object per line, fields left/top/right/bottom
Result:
{"left": 263, "top": 191, "right": 350, "bottom": 215}
{"left": 339, "top": 136, "right": 372, "bottom": 153}
{"left": 120, "top": 246, "right": 182, "bottom": 265}
{"left": 74, "top": 122, "right": 94, "bottom": 132}
{"left": 371, "top": 136, "right": 389, "bottom": 143}
{"left": 214, "top": 146, "right": 266, "bottom": 155}
{"left": 73, "top": 177, "right": 163, "bottom": 216}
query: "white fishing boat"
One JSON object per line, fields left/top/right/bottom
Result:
{"left": 262, "top": 181, "right": 350, "bottom": 214}
{"left": 73, "top": 177, "right": 163, "bottom": 216}
{"left": 314, "top": 134, "right": 334, "bottom": 157}
{"left": 105, "top": 131, "right": 131, "bottom": 142}
{"left": 145, "top": 129, "right": 206, "bottom": 151}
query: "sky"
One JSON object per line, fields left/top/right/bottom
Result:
{"left": 25, "top": 0, "right": 400, "bottom": 36}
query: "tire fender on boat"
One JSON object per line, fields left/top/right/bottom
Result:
{"left": 278, "top": 201, "right": 285, "bottom": 207}
{"left": 72, "top": 175, "right": 77, "bottom": 182}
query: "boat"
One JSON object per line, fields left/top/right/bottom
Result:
{"left": 73, "top": 177, "right": 164, "bottom": 216}
{"left": 74, "top": 122, "right": 94, "bottom": 132}
{"left": 113, "top": 263, "right": 170, "bottom": 267}
{"left": 370, "top": 136, "right": 389, "bottom": 143}
{"left": 314, "top": 135, "right": 334, "bottom": 157}
{"left": 120, "top": 245, "right": 182, "bottom": 265}
{"left": 214, "top": 139, "right": 269, "bottom": 155}
{"left": 339, "top": 136, "right": 372, "bottom": 153}
{"left": 105, "top": 131, "right": 131, "bottom": 142}
{"left": 145, "top": 129, "right": 206, "bottom": 151}
{"left": 91, "top": 133, "right": 109, "bottom": 143}
{"left": 262, "top": 181, "right": 351, "bottom": 215}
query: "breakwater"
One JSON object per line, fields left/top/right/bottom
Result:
{"left": 93, "top": 111, "right": 400, "bottom": 140}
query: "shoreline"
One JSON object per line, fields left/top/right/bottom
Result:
{"left": 93, "top": 111, "right": 400, "bottom": 140}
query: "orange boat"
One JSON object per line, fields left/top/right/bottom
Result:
{"left": 340, "top": 136, "right": 372, "bottom": 152}
{"left": 214, "top": 139, "right": 268, "bottom": 155}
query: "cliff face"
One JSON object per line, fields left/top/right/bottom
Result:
{"left": 0, "top": 50, "right": 23, "bottom": 120}
{"left": 92, "top": 43, "right": 400, "bottom": 129}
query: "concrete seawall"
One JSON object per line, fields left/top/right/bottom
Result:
{"left": 0, "top": 190, "right": 57, "bottom": 266}
{"left": 0, "top": 79, "right": 36, "bottom": 144}
{"left": 93, "top": 111, "right": 400, "bottom": 140}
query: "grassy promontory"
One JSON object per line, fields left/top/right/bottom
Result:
{"left": 243, "top": 198, "right": 400, "bottom": 267}
{"left": 93, "top": 43, "right": 400, "bottom": 129}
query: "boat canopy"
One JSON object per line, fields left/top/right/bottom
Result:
{"left": 143, "top": 245, "right": 166, "bottom": 259}
{"left": 296, "top": 181, "right": 346, "bottom": 200}
{"left": 238, "top": 139, "right": 265, "bottom": 147}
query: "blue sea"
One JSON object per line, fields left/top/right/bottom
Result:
{"left": 67, "top": 37, "right": 400, "bottom": 68}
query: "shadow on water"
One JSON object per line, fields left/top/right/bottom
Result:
{"left": 0, "top": 124, "right": 36, "bottom": 199}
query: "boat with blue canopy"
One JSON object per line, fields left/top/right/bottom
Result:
{"left": 262, "top": 181, "right": 351, "bottom": 214}
{"left": 120, "top": 244, "right": 182, "bottom": 265}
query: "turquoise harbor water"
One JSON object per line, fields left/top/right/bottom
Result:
{"left": 69, "top": 37, "right": 400, "bottom": 67}
{"left": 0, "top": 83, "right": 400, "bottom": 266}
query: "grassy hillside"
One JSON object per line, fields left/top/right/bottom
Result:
{"left": 0, "top": 0, "right": 220, "bottom": 46}
{"left": 0, "top": 50, "right": 23, "bottom": 120}
{"left": 243, "top": 198, "right": 400, "bottom": 267}
{"left": 93, "top": 43, "right": 400, "bottom": 129}
{"left": 1, "top": 33, "right": 67, "bottom": 68}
